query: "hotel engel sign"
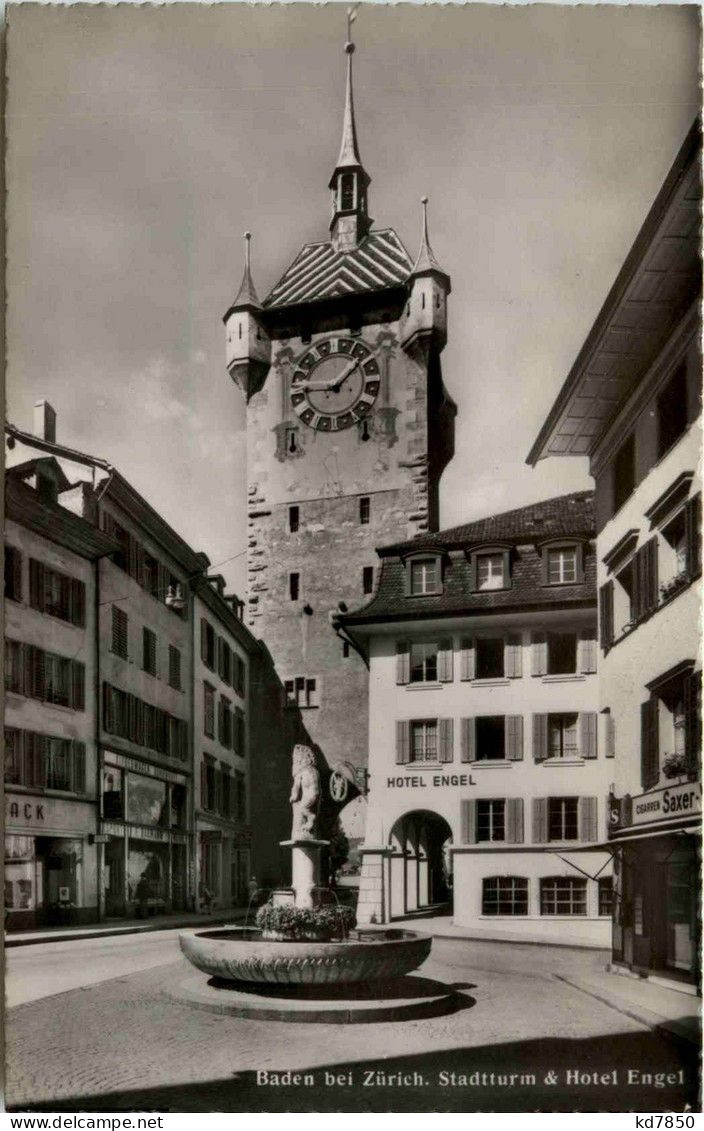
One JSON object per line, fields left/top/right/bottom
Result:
{"left": 630, "top": 780, "right": 702, "bottom": 827}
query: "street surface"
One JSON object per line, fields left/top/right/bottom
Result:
{"left": 5, "top": 932, "right": 698, "bottom": 1112}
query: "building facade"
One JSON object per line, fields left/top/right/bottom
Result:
{"left": 340, "top": 492, "right": 613, "bottom": 945}
{"left": 225, "top": 38, "right": 456, "bottom": 840}
{"left": 528, "top": 120, "right": 701, "bottom": 988}
{"left": 4, "top": 467, "right": 117, "bottom": 928}
{"left": 193, "top": 576, "right": 253, "bottom": 911}
{"left": 5, "top": 406, "right": 259, "bottom": 924}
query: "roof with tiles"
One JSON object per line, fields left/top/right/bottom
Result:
{"left": 340, "top": 491, "right": 596, "bottom": 625}
{"left": 6, "top": 477, "right": 120, "bottom": 561}
{"left": 263, "top": 229, "right": 412, "bottom": 309}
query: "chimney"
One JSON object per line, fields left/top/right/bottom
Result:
{"left": 34, "top": 400, "right": 56, "bottom": 443}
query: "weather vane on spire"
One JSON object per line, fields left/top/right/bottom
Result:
{"left": 346, "top": 4, "right": 359, "bottom": 48}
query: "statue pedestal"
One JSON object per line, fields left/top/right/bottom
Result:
{"left": 280, "top": 839, "right": 329, "bottom": 909}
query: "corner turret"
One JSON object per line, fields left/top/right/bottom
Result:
{"left": 223, "top": 232, "right": 271, "bottom": 401}
{"left": 400, "top": 197, "right": 451, "bottom": 361}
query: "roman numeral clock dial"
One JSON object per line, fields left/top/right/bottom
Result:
{"left": 289, "top": 337, "right": 380, "bottom": 431}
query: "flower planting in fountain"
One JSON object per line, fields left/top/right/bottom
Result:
{"left": 256, "top": 903, "right": 356, "bottom": 942}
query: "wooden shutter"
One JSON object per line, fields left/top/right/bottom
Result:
{"left": 71, "top": 661, "right": 85, "bottom": 712}
{"left": 579, "top": 629, "right": 597, "bottom": 674}
{"left": 506, "top": 798, "right": 524, "bottom": 844}
{"left": 460, "top": 799, "right": 476, "bottom": 844}
{"left": 685, "top": 494, "right": 701, "bottom": 580}
{"left": 396, "top": 720, "right": 410, "bottom": 765}
{"left": 438, "top": 640, "right": 454, "bottom": 682}
{"left": 22, "top": 643, "right": 33, "bottom": 697}
{"left": 532, "top": 714, "right": 548, "bottom": 762}
{"left": 31, "top": 647, "right": 46, "bottom": 701}
{"left": 684, "top": 670, "right": 701, "bottom": 774}
{"left": 103, "top": 682, "right": 113, "bottom": 733}
{"left": 70, "top": 579, "right": 86, "bottom": 627}
{"left": 605, "top": 712, "right": 616, "bottom": 759}
{"left": 200, "top": 760, "right": 207, "bottom": 807}
{"left": 531, "top": 632, "right": 547, "bottom": 676}
{"left": 579, "top": 796, "right": 598, "bottom": 842}
{"left": 460, "top": 717, "right": 476, "bottom": 763}
{"left": 506, "top": 715, "right": 523, "bottom": 760}
{"left": 580, "top": 712, "right": 597, "bottom": 759}
{"left": 72, "top": 741, "right": 86, "bottom": 793}
{"left": 505, "top": 635, "right": 522, "bottom": 678}
{"left": 532, "top": 798, "right": 548, "bottom": 843}
{"left": 200, "top": 619, "right": 208, "bottom": 663}
{"left": 638, "top": 538, "right": 659, "bottom": 619}
{"left": 599, "top": 581, "right": 614, "bottom": 649}
{"left": 10, "top": 547, "right": 22, "bottom": 601}
{"left": 460, "top": 638, "right": 475, "bottom": 681}
{"left": 395, "top": 641, "right": 410, "bottom": 685}
{"left": 135, "top": 698, "right": 144, "bottom": 746}
{"left": 640, "top": 698, "right": 659, "bottom": 790}
{"left": 29, "top": 559, "right": 44, "bottom": 611}
{"left": 439, "top": 718, "right": 454, "bottom": 762}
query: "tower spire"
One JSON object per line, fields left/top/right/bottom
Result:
{"left": 329, "top": 7, "right": 372, "bottom": 251}
{"left": 231, "top": 231, "right": 261, "bottom": 310}
{"left": 411, "top": 197, "right": 446, "bottom": 277}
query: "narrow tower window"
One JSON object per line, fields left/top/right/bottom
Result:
{"left": 340, "top": 173, "right": 355, "bottom": 210}
{"left": 289, "top": 505, "right": 300, "bottom": 533}
{"left": 363, "top": 566, "right": 374, "bottom": 595}
{"left": 289, "top": 572, "right": 300, "bottom": 601}
{"left": 359, "top": 497, "right": 370, "bottom": 525}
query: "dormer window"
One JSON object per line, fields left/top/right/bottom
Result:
{"left": 469, "top": 546, "right": 511, "bottom": 592}
{"left": 477, "top": 554, "right": 504, "bottom": 591}
{"left": 541, "top": 541, "right": 585, "bottom": 586}
{"left": 404, "top": 553, "right": 443, "bottom": 597}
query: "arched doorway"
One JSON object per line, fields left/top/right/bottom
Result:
{"left": 388, "top": 810, "right": 453, "bottom": 920}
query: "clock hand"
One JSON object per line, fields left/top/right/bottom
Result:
{"left": 328, "top": 356, "right": 362, "bottom": 392}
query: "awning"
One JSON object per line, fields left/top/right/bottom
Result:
{"left": 581, "top": 825, "right": 700, "bottom": 852}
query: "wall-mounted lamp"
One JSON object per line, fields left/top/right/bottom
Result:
{"left": 165, "top": 583, "right": 187, "bottom": 611}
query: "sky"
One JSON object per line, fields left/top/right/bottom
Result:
{"left": 6, "top": 3, "right": 700, "bottom": 596}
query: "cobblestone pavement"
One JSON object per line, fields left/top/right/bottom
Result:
{"left": 6, "top": 938, "right": 698, "bottom": 1113}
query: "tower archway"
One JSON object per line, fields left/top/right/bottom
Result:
{"left": 388, "top": 809, "right": 453, "bottom": 920}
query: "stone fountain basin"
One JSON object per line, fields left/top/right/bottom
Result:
{"left": 179, "top": 926, "right": 432, "bottom": 986}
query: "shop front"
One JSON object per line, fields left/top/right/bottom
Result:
{"left": 611, "top": 779, "right": 701, "bottom": 989}
{"left": 99, "top": 750, "right": 192, "bottom": 917}
{"left": 5, "top": 792, "right": 97, "bottom": 929}
{"left": 197, "top": 824, "right": 252, "bottom": 911}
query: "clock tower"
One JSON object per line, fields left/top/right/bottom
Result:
{"left": 225, "top": 34, "right": 456, "bottom": 840}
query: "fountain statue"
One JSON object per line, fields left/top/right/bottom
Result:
{"left": 178, "top": 743, "right": 433, "bottom": 993}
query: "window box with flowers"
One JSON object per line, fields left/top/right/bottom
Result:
{"left": 661, "top": 752, "right": 690, "bottom": 781}
{"left": 660, "top": 572, "right": 689, "bottom": 603}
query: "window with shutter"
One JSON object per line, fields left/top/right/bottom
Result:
{"left": 29, "top": 559, "right": 44, "bottom": 610}
{"left": 531, "top": 633, "right": 547, "bottom": 676}
{"left": 599, "top": 580, "right": 614, "bottom": 650}
{"left": 460, "top": 717, "right": 476, "bottom": 763}
{"left": 169, "top": 645, "right": 182, "bottom": 690}
{"left": 640, "top": 698, "right": 659, "bottom": 790}
{"left": 5, "top": 639, "right": 24, "bottom": 695}
{"left": 685, "top": 493, "right": 702, "bottom": 581}
{"left": 460, "top": 798, "right": 475, "bottom": 844}
{"left": 111, "top": 606, "right": 128, "bottom": 659}
{"left": 204, "top": 683, "right": 215, "bottom": 738}
{"left": 396, "top": 641, "right": 410, "bottom": 685}
{"left": 506, "top": 798, "right": 524, "bottom": 844}
{"left": 4, "top": 728, "right": 22, "bottom": 784}
{"left": 71, "top": 661, "right": 85, "bottom": 712}
{"left": 684, "top": 671, "right": 701, "bottom": 775}
{"left": 546, "top": 632, "right": 577, "bottom": 675}
{"left": 72, "top": 742, "right": 86, "bottom": 793}
{"left": 505, "top": 635, "right": 522, "bottom": 678}
{"left": 4, "top": 545, "right": 22, "bottom": 602}
{"left": 438, "top": 640, "right": 454, "bottom": 682}
{"left": 476, "top": 716, "right": 505, "bottom": 761}
{"left": 547, "top": 797, "right": 579, "bottom": 841}
{"left": 579, "top": 712, "right": 597, "bottom": 759}
{"left": 142, "top": 628, "right": 157, "bottom": 676}
{"left": 460, "top": 638, "right": 475, "bottom": 681}
{"left": 578, "top": 796, "right": 598, "bottom": 841}
{"left": 396, "top": 720, "right": 410, "bottom": 764}
{"left": 605, "top": 711, "right": 616, "bottom": 758}
{"left": 506, "top": 715, "right": 523, "bottom": 760}
{"left": 476, "top": 799, "right": 505, "bottom": 842}
{"left": 532, "top": 714, "right": 548, "bottom": 762}
{"left": 579, "top": 629, "right": 597, "bottom": 673}
{"left": 532, "top": 798, "right": 548, "bottom": 843}
{"left": 438, "top": 718, "right": 454, "bottom": 763}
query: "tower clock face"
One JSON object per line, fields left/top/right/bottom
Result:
{"left": 290, "top": 337, "right": 381, "bottom": 431}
